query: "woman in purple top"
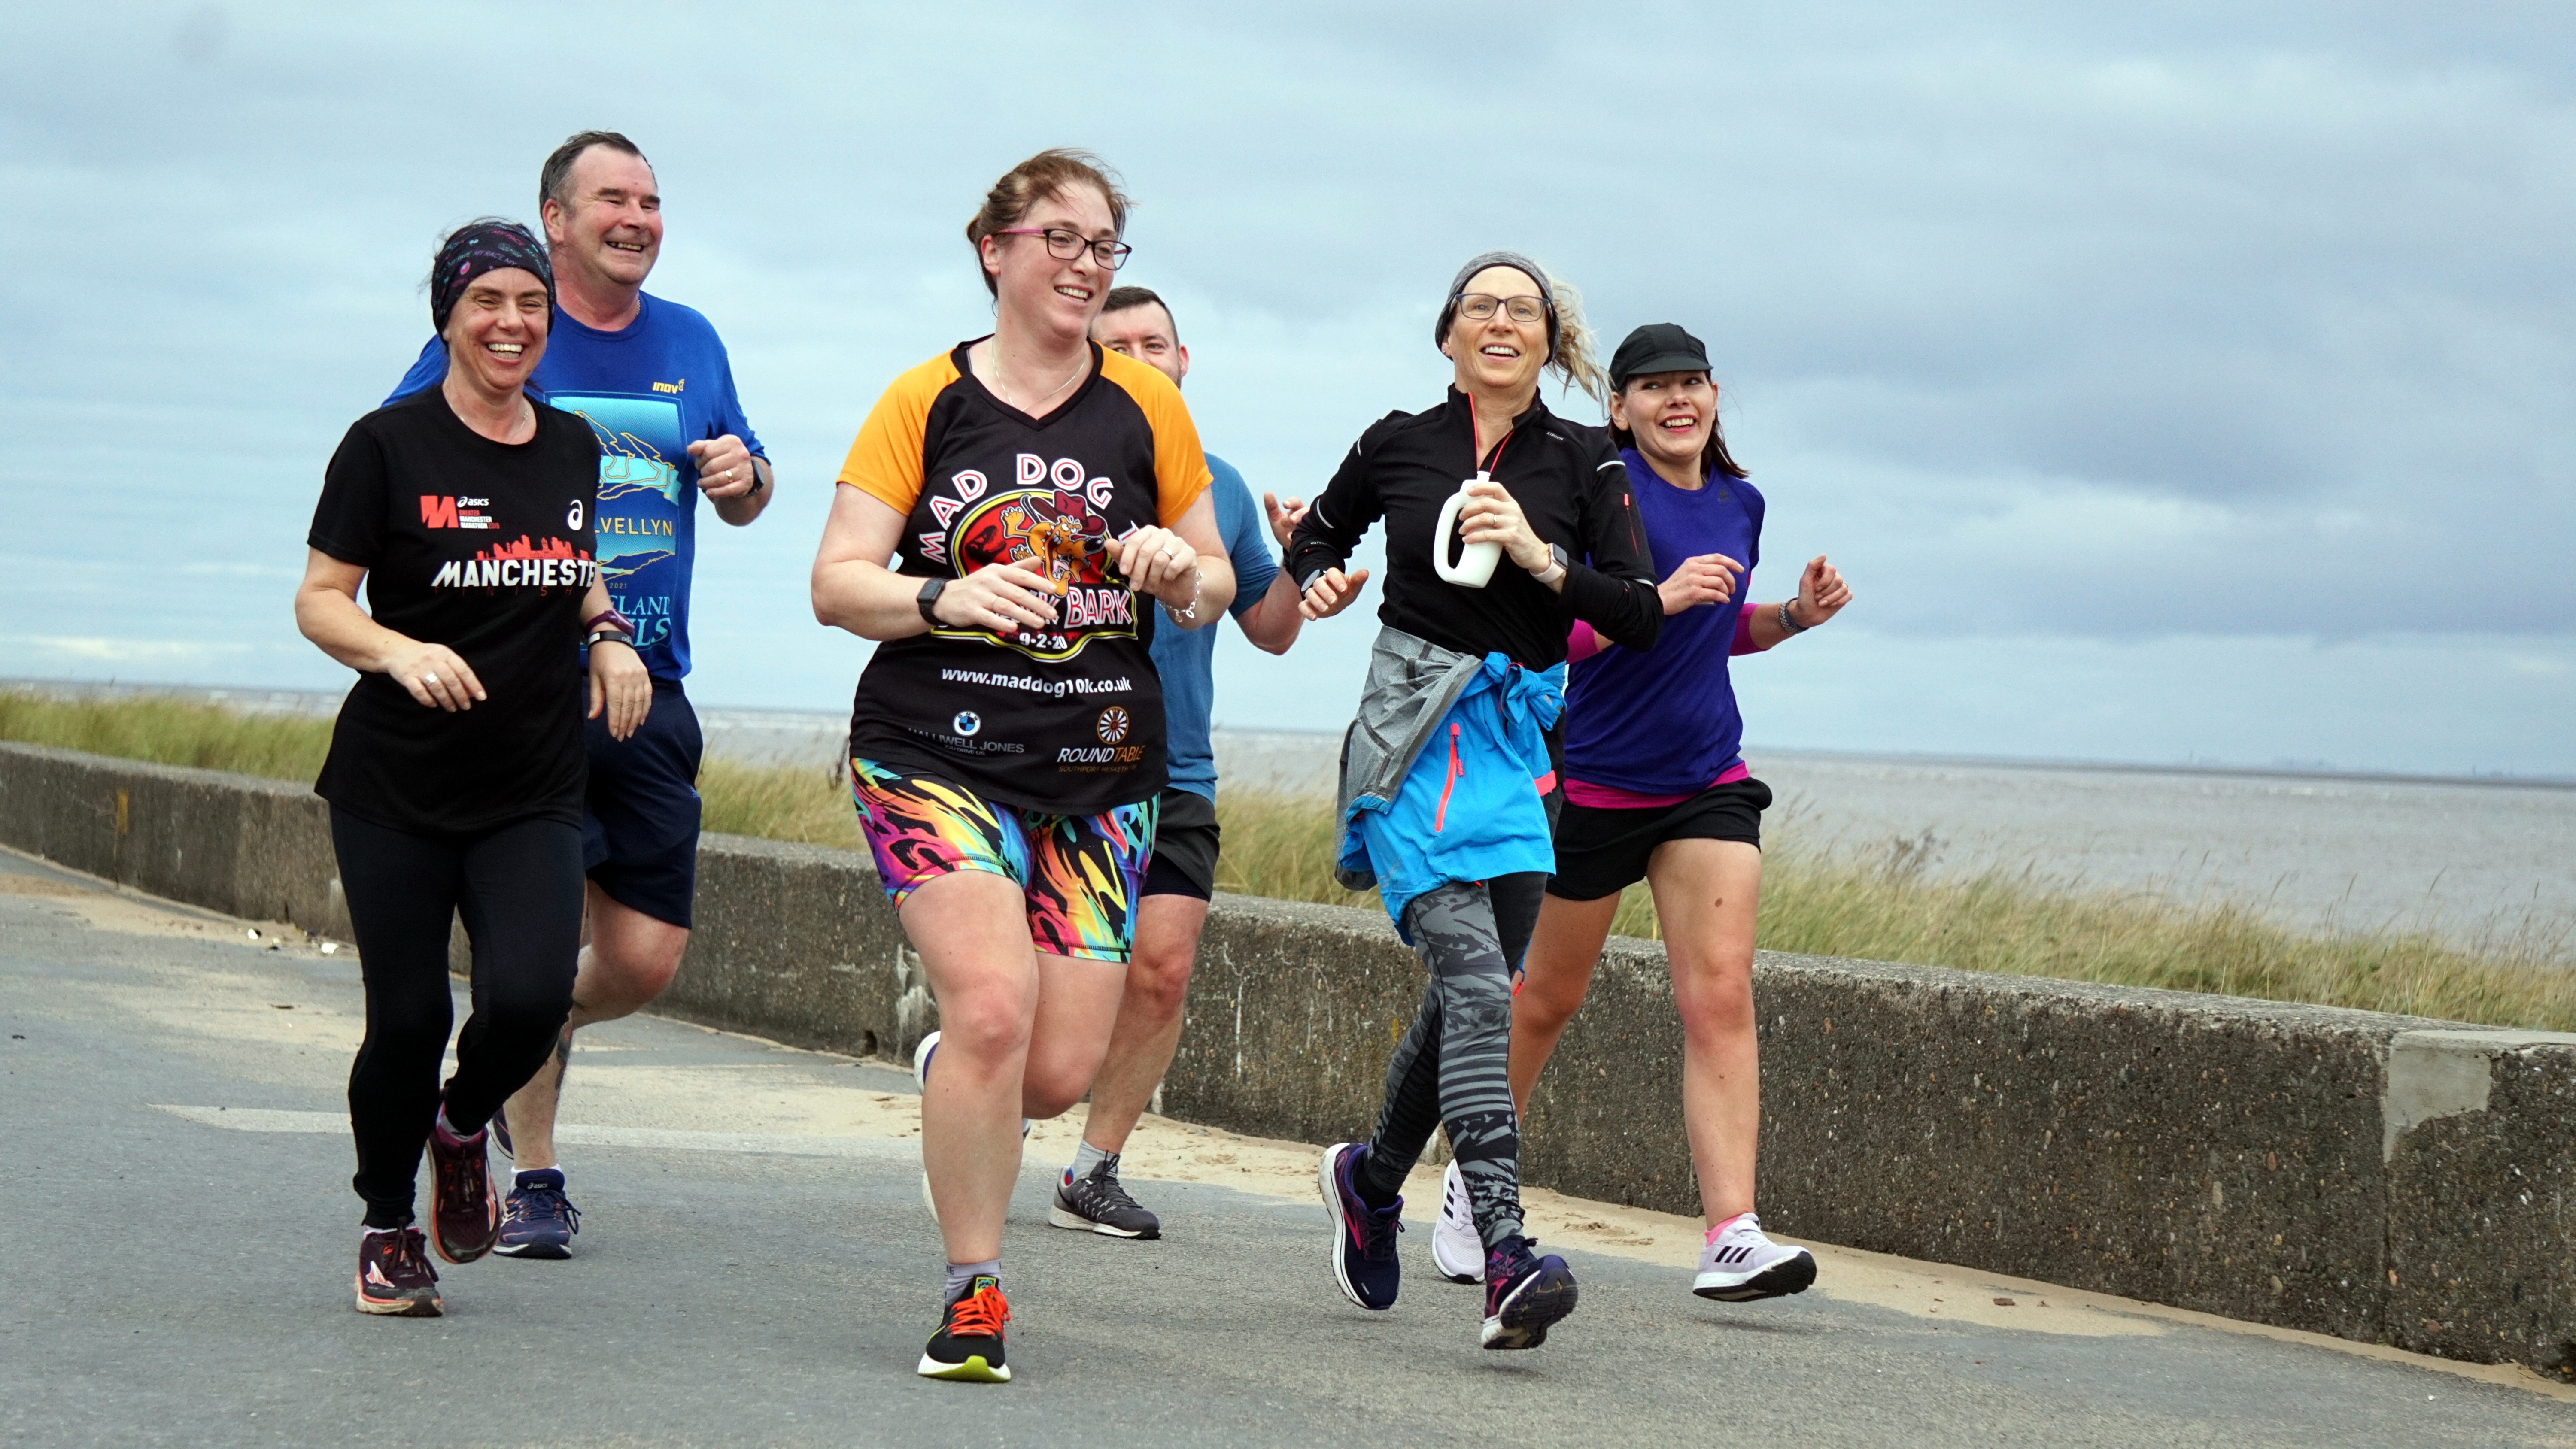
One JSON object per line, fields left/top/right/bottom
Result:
{"left": 1430, "top": 323, "right": 1852, "bottom": 1299}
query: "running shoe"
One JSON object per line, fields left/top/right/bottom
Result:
{"left": 354, "top": 1226, "right": 442, "bottom": 1317}
{"left": 1318, "top": 1142, "right": 1403, "bottom": 1311}
{"left": 917, "top": 1274, "right": 1011, "bottom": 1383}
{"left": 494, "top": 1168, "right": 582, "bottom": 1259}
{"left": 1050, "top": 1155, "right": 1160, "bottom": 1239}
{"left": 1431, "top": 1159, "right": 1484, "bottom": 1283}
{"left": 425, "top": 1109, "right": 500, "bottom": 1264}
{"left": 1480, "top": 1237, "right": 1579, "bottom": 1350}
{"left": 1693, "top": 1212, "right": 1817, "bottom": 1301}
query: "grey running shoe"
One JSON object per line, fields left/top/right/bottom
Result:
{"left": 1693, "top": 1213, "right": 1817, "bottom": 1301}
{"left": 1049, "top": 1155, "right": 1160, "bottom": 1238}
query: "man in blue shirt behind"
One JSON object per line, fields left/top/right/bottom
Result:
{"left": 386, "top": 130, "right": 774, "bottom": 1258}
{"left": 1043, "top": 286, "right": 1364, "bottom": 1237}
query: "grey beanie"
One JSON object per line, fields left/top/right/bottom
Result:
{"left": 1435, "top": 250, "right": 1558, "bottom": 363}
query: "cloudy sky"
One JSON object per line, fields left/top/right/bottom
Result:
{"left": 5, "top": 2, "right": 2570, "bottom": 775}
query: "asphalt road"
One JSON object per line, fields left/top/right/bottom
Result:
{"left": 2, "top": 845, "right": 2568, "bottom": 1449}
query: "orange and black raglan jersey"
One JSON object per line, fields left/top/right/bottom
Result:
{"left": 838, "top": 339, "right": 1213, "bottom": 815}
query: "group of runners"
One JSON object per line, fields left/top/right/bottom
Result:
{"left": 294, "top": 136, "right": 1853, "bottom": 1384}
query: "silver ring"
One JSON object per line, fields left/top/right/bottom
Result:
{"left": 423, "top": 673, "right": 438, "bottom": 685}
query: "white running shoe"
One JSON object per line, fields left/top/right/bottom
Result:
{"left": 1431, "top": 1160, "right": 1485, "bottom": 1283}
{"left": 1692, "top": 1213, "right": 1817, "bottom": 1301}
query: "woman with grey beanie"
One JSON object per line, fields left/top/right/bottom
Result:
{"left": 1285, "top": 252, "right": 1662, "bottom": 1350}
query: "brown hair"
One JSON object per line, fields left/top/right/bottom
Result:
{"left": 1100, "top": 285, "right": 1176, "bottom": 343}
{"left": 1609, "top": 384, "right": 1749, "bottom": 480}
{"left": 964, "top": 149, "right": 1132, "bottom": 298}
{"left": 539, "top": 130, "right": 650, "bottom": 213}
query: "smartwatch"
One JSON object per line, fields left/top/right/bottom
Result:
{"left": 916, "top": 577, "right": 948, "bottom": 626}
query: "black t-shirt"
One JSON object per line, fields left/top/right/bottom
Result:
{"left": 307, "top": 388, "right": 602, "bottom": 834}
{"left": 1286, "top": 388, "right": 1664, "bottom": 666}
{"left": 832, "top": 342, "right": 1212, "bottom": 815}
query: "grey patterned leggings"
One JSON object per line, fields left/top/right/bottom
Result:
{"left": 1355, "top": 872, "right": 1549, "bottom": 1252}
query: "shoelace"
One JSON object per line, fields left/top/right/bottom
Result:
{"left": 1083, "top": 1171, "right": 1145, "bottom": 1214}
{"left": 947, "top": 1285, "right": 1010, "bottom": 1338}
{"left": 515, "top": 1185, "right": 582, "bottom": 1231}
{"left": 380, "top": 1228, "right": 439, "bottom": 1284}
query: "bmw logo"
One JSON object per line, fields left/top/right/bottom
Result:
{"left": 953, "top": 711, "right": 982, "bottom": 737}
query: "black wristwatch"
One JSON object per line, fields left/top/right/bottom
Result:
{"left": 916, "top": 577, "right": 948, "bottom": 626}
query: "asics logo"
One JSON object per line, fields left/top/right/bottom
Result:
{"left": 364, "top": 1262, "right": 394, "bottom": 1287}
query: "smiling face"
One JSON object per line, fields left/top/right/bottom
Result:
{"left": 1441, "top": 265, "right": 1549, "bottom": 399}
{"left": 982, "top": 182, "right": 1115, "bottom": 344}
{"left": 1610, "top": 370, "right": 1717, "bottom": 478}
{"left": 440, "top": 267, "right": 552, "bottom": 396}
{"left": 541, "top": 145, "right": 662, "bottom": 292}
{"left": 1093, "top": 300, "right": 1188, "bottom": 386}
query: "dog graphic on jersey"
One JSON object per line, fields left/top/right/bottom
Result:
{"left": 999, "top": 488, "right": 1109, "bottom": 595}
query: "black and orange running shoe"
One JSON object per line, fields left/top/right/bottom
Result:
{"left": 354, "top": 1227, "right": 442, "bottom": 1316}
{"left": 426, "top": 1110, "right": 500, "bottom": 1264}
{"left": 917, "top": 1275, "right": 1011, "bottom": 1383}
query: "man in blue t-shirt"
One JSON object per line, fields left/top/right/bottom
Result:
{"left": 1042, "top": 287, "right": 1364, "bottom": 1238}
{"left": 384, "top": 130, "right": 773, "bottom": 1258}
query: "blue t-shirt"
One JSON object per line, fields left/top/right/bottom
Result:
{"left": 386, "top": 292, "right": 765, "bottom": 682}
{"left": 1562, "top": 449, "right": 1766, "bottom": 795}
{"left": 1146, "top": 454, "right": 1279, "bottom": 802}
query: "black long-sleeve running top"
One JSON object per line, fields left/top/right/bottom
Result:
{"left": 1288, "top": 388, "right": 1662, "bottom": 667}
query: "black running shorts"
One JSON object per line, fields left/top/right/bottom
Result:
{"left": 1141, "top": 787, "right": 1220, "bottom": 901}
{"left": 1545, "top": 776, "right": 1772, "bottom": 903}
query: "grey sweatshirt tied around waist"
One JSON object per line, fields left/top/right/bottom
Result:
{"left": 1332, "top": 626, "right": 1490, "bottom": 892}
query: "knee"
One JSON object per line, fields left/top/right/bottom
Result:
{"left": 1122, "top": 947, "right": 1194, "bottom": 1022}
{"left": 1513, "top": 972, "right": 1585, "bottom": 1037}
{"left": 931, "top": 987, "right": 1035, "bottom": 1068}
{"left": 587, "top": 936, "right": 684, "bottom": 1009}
{"left": 1674, "top": 950, "right": 1756, "bottom": 1040}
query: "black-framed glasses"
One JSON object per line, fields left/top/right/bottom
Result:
{"left": 1455, "top": 293, "right": 1547, "bottom": 324}
{"left": 998, "top": 227, "right": 1133, "bottom": 270}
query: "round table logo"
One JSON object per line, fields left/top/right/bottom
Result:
{"left": 1094, "top": 706, "right": 1130, "bottom": 744}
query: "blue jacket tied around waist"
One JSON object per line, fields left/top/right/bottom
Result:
{"left": 1336, "top": 638, "right": 1564, "bottom": 940}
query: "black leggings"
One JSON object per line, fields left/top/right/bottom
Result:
{"left": 332, "top": 808, "right": 583, "bottom": 1228}
{"left": 1356, "top": 871, "right": 1548, "bottom": 1252}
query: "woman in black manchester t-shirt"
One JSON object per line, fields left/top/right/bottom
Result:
{"left": 295, "top": 220, "right": 650, "bottom": 1319}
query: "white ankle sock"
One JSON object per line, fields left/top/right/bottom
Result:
{"left": 1066, "top": 1139, "right": 1115, "bottom": 1183}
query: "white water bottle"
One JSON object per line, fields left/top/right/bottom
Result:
{"left": 1433, "top": 473, "right": 1502, "bottom": 588}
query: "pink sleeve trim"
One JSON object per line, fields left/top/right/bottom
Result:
{"left": 1566, "top": 620, "right": 1605, "bottom": 664}
{"left": 1730, "top": 600, "right": 1763, "bottom": 655}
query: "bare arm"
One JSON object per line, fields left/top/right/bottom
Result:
{"left": 580, "top": 576, "right": 652, "bottom": 740}
{"left": 1742, "top": 555, "right": 1853, "bottom": 651}
{"left": 294, "top": 548, "right": 486, "bottom": 712}
{"left": 811, "top": 486, "right": 1062, "bottom": 640}
{"left": 689, "top": 435, "right": 773, "bottom": 527}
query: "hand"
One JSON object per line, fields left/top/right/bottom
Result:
{"left": 933, "top": 561, "right": 1061, "bottom": 633}
{"left": 1115, "top": 524, "right": 1201, "bottom": 607}
{"left": 1788, "top": 555, "right": 1853, "bottom": 629}
{"left": 685, "top": 435, "right": 761, "bottom": 498}
{"left": 385, "top": 640, "right": 483, "bottom": 712}
{"left": 1659, "top": 552, "right": 1745, "bottom": 615}
{"left": 1456, "top": 478, "right": 1549, "bottom": 572}
{"left": 1264, "top": 491, "right": 1310, "bottom": 549}
{"left": 586, "top": 638, "right": 653, "bottom": 741}
{"left": 1298, "top": 566, "right": 1372, "bottom": 621}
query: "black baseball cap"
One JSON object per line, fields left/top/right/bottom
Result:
{"left": 1608, "top": 323, "right": 1711, "bottom": 389}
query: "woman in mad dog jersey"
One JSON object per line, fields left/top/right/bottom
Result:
{"left": 810, "top": 149, "right": 1232, "bottom": 1385}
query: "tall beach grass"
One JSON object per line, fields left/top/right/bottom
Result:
{"left": 5, "top": 687, "right": 2568, "bottom": 1030}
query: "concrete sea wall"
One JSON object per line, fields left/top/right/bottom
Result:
{"left": 2, "top": 740, "right": 2567, "bottom": 1376}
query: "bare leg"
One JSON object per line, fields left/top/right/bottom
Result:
{"left": 503, "top": 882, "right": 688, "bottom": 1171}
{"left": 1076, "top": 894, "right": 1207, "bottom": 1152}
{"left": 1644, "top": 838, "right": 1763, "bottom": 1225}
{"left": 1018, "top": 949, "right": 1134, "bottom": 1122}
{"left": 903, "top": 870, "right": 1043, "bottom": 1265}
{"left": 1507, "top": 892, "right": 1619, "bottom": 1117}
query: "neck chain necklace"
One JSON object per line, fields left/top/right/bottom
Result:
{"left": 993, "top": 340, "right": 1088, "bottom": 414}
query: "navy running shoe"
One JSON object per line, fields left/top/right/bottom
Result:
{"left": 1481, "top": 1237, "right": 1579, "bottom": 1349}
{"left": 426, "top": 1109, "right": 500, "bottom": 1265}
{"left": 494, "top": 1168, "right": 581, "bottom": 1259}
{"left": 1318, "top": 1142, "right": 1403, "bottom": 1311}
{"left": 917, "top": 1275, "right": 1011, "bottom": 1383}
{"left": 354, "top": 1226, "right": 442, "bottom": 1316}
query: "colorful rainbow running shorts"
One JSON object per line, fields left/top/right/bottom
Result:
{"left": 848, "top": 760, "right": 1158, "bottom": 964}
